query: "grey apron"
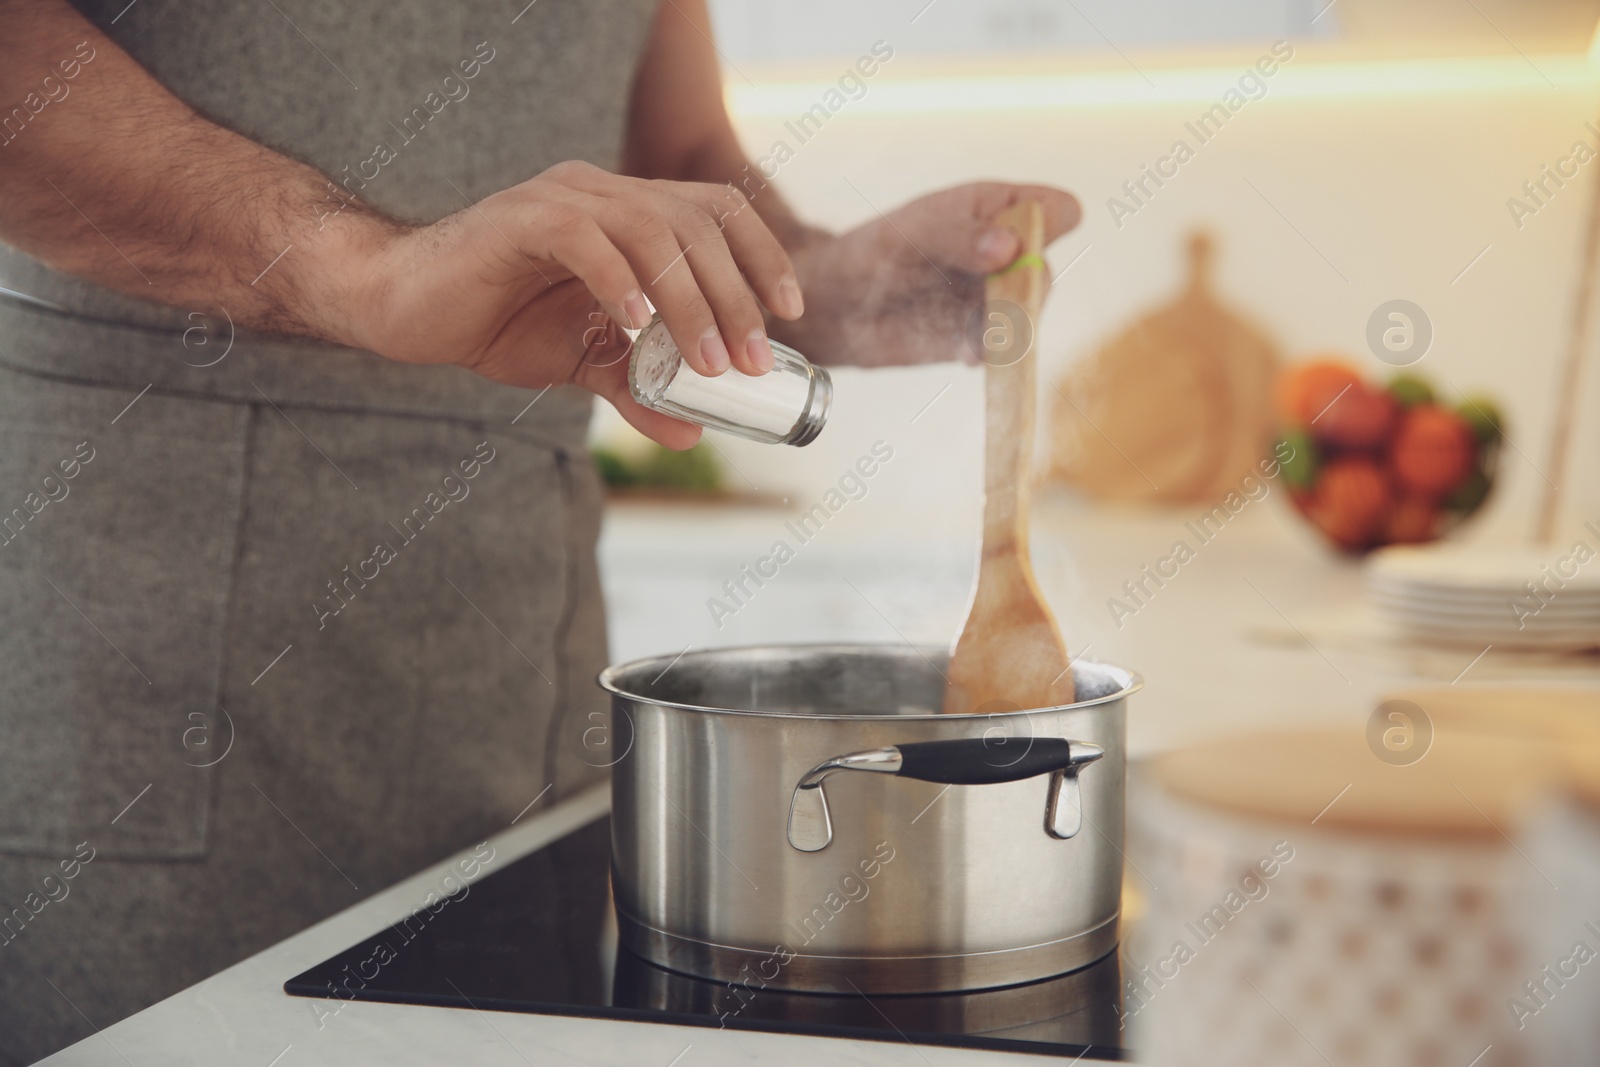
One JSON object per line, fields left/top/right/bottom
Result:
{"left": 0, "top": 2, "right": 656, "bottom": 1061}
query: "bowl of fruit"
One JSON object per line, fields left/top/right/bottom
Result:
{"left": 1275, "top": 358, "right": 1503, "bottom": 553}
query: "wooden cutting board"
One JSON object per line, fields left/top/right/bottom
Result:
{"left": 1152, "top": 727, "right": 1570, "bottom": 838}
{"left": 942, "top": 201, "right": 1076, "bottom": 714}
{"left": 1046, "top": 233, "right": 1279, "bottom": 503}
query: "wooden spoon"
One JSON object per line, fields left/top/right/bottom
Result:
{"left": 942, "top": 201, "right": 1076, "bottom": 714}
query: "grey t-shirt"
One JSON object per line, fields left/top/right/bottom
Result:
{"left": 0, "top": 0, "right": 658, "bottom": 439}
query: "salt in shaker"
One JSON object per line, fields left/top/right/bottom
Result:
{"left": 627, "top": 315, "right": 831, "bottom": 446}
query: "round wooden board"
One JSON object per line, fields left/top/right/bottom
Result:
{"left": 1048, "top": 232, "right": 1279, "bottom": 504}
{"left": 1151, "top": 726, "right": 1577, "bottom": 839}
{"left": 1387, "top": 685, "right": 1600, "bottom": 809}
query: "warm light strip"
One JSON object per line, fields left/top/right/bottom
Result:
{"left": 727, "top": 53, "right": 1600, "bottom": 117}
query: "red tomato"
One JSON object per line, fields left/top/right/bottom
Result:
{"left": 1313, "top": 382, "right": 1399, "bottom": 452}
{"left": 1310, "top": 457, "right": 1392, "bottom": 548}
{"left": 1390, "top": 406, "right": 1476, "bottom": 499}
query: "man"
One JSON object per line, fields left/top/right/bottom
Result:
{"left": 0, "top": 0, "right": 1079, "bottom": 1058}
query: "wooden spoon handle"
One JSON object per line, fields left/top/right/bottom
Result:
{"left": 981, "top": 201, "right": 1048, "bottom": 557}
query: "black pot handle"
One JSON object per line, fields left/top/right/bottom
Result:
{"left": 895, "top": 737, "right": 1079, "bottom": 785}
{"left": 786, "top": 737, "right": 1104, "bottom": 852}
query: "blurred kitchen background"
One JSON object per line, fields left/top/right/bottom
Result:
{"left": 595, "top": 0, "right": 1600, "bottom": 754}
{"left": 597, "top": 6, "right": 1600, "bottom": 1063}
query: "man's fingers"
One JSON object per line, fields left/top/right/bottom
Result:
{"left": 498, "top": 196, "right": 650, "bottom": 330}
{"left": 499, "top": 185, "right": 724, "bottom": 379}
{"left": 618, "top": 210, "right": 729, "bottom": 378}
{"left": 899, "top": 182, "right": 1083, "bottom": 274}
{"left": 665, "top": 180, "right": 804, "bottom": 321}
{"left": 989, "top": 183, "right": 1082, "bottom": 252}
{"left": 636, "top": 183, "right": 777, "bottom": 376}
{"left": 530, "top": 184, "right": 723, "bottom": 379}
{"left": 970, "top": 185, "right": 1082, "bottom": 272}
{"left": 539, "top": 164, "right": 793, "bottom": 376}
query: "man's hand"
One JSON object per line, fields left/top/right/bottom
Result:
{"left": 0, "top": 5, "right": 806, "bottom": 451}
{"left": 347, "top": 161, "right": 805, "bottom": 448}
{"left": 772, "top": 183, "right": 1082, "bottom": 367}
{"left": 2, "top": 0, "right": 1075, "bottom": 453}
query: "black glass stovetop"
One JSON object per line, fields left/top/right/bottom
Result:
{"left": 285, "top": 814, "right": 1127, "bottom": 1060}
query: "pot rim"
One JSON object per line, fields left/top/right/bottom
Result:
{"left": 596, "top": 642, "right": 1142, "bottom": 721}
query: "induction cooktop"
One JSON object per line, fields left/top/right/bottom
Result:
{"left": 284, "top": 814, "right": 1128, "bottom": 1060}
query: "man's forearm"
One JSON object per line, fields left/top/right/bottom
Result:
{"left": 0, "top": 0, "right": 391, "bottom": 344}
{"left": 5, "top": 0, "right": 822, "bottom": 395}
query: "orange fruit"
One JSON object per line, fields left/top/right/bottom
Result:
{"left": 1277, "top": 358, "right": 1363, "bottom": 426}
{"left": 1310, "top": 457, "right": 1391, "bottom": 549}
{"left": 1390, "top": 406, "right": 1476, "bottom": 499}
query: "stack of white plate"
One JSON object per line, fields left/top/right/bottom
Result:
{"left": 1366, "top": 543, "right": 1600, "bottom": 650}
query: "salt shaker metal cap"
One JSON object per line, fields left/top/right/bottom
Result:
{"left": 627, "top": 315, "right": 831, "bottom": 447}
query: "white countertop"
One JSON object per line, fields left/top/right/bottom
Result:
{"left": 45, "top": 499, "right": 1597, "bottom": 1066}
{"left": 39, "top": 784, "right": 1078, "bottom": 1067}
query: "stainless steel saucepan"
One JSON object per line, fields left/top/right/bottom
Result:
{"left": 599, "top": 644, "right": 1138, "bottom": 994}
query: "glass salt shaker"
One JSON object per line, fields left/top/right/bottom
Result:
{"left": 627, "top": 315, "right": 831, "bottom": 446}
